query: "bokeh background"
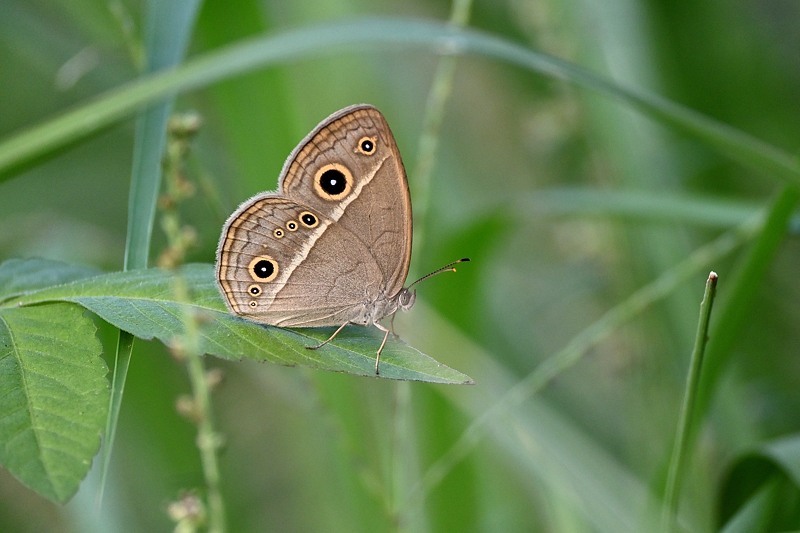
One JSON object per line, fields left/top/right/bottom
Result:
{"left": 1, "top": 0, "right": 799, "bottom": 531}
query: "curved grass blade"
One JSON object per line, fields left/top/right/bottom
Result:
{"left": 1, "top": 18, "right": 797, "bottom": 185}
{"left": 102, "top": 0, "right": 202, "bottom": 508}
{"left": 719, "top": 434, "right": 800, "bottom": 530}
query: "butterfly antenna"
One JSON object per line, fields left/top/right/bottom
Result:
{"left": 408, "top": 258, "right": 470, "bottom": 289}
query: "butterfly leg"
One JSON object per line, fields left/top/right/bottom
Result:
{"left": 373, "top": 322, "right": 391, "bottom": 375}
{"left": 307, "top": 322, "right": 350, "bottom": 351}
{"left": 388, "top": 313, "right": 400, "bottom": 338}
{"left": 307, "top": 321, "right": 389, "bottom": 375}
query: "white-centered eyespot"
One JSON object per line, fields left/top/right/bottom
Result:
{"left": 313, "top": 163, "right": 353, "bottom": 201}
{"left": 248, "top": 255, "right": 279, "bottom": 283}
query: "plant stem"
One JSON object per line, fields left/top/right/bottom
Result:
{"left": 660, "top": 271, "right": 719, "bottom": 532}
{"left": 97, "top": 332, "right": 134, "bottom": 507}
{"left": 403, "top": 215, "right": 754, "bottom": 513}
{"left": 158, "top": 112, "right": 225, "bottom": 532}
{"left": 180, "top": 292, "right": 226, "bottom": 533}
{"left": 168, "top": 272, "right": 226, "bottom": 533}
{"left": 410, "top": 0, "right": 473, "bottom": 253}
{"left": 391, "top": 0, "right": 474, "bottom": 528}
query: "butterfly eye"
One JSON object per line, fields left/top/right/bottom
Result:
{"left": 273, "top": 228, "right": 285, "bottom": 238}
{"left": 248, "top": 256, "right": 279, "bottom": 283}
{"left": 357, "top": 136, "right": 377, "bottom": 155}
{"left": 299, "top": 211, "right": 319, "bottom": 228}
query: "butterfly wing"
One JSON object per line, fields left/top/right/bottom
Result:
{"left": 280, "top": 104, "right": 412, "bottom": 298}
{"left": 215, "top": 105, "right": 412, "bottom": 326}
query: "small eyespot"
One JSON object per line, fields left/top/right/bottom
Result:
{"left": 286, "top": 220, "right": 298, "bottom": 231}
{"left": 273, "top": 228, "right": 285, "bottom": 239}
{"left": 357, "top": 136, "right": 377, "bottom": 155}
{"left": 248, "top": 256, "right": 279, "bottom": 282}
{"left": 313, "top": 163, "right": 353, "bottom": 200}
{"left": 248, "top": 284, "right": 261, "bottom": 296}
{"left": 249, "top": 301, "right": 258, "bottom": 308}
{"left": 299, "top": 211, "right": 319, "bottom": 228}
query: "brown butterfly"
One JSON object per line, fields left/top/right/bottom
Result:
{"left": 216, "top": 104, "right": 466, "bottom": 374}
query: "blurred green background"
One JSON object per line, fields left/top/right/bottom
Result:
{"left": 2, "top": 0, "right": 800, "bottom": 531}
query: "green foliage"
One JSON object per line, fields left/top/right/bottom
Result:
{"left": 2, "top": 0, "right": 800, "bottom": 531}
{"left": 719, "top": 434, "right": 800, "bottom": 531}
{"left": 0, "top": 258, "right": 108, "bottom": 502}
{"left": 7, "top": 260, "right": 471, "bottom": 383}
{"left": 0, "top": 257, "right": 469, "bottom": 505}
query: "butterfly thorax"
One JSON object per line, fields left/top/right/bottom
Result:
{"left": 352, "top": 288, "right": 416, "bottom": 326}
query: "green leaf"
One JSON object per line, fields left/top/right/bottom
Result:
{"left": 13, "top": 262, "right": 472, "bottom": 384}
{"left": 0, "top": 303, "right": 108, "bottom": 503}
{"left": 0, "top": 258, "right": 99, "bottom": 303}
{"left": 719, "top": 433, "right": 800, "bottom": 530}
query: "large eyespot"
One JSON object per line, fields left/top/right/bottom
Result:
{"left": 248, "top": 256, "right": 279, "bottom": 282}
{"left": 299, "top": 211, "right": 319, "bottom": 228}
{"left": 286, "top": 220, "right": 298, "bottom": 232}
{"left": 356, "top": 136, "right": 377, "bottom": 155}
{"left": 313, "top": 163, "right": 353, "bottom": 200}
{"left": 273, "top": 227, "right": 285, "bottom": 239}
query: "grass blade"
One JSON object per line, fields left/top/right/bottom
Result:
{"left": 99, "top": 0, "right": 201, "bottom": 507}
{"left": 695, "top": 185, "right": 800, "bottom": 422}
{"left": 660, "top": 272, "right": 719, "bottom": 532}
{"left": 1, "top": 19, "right": 797, "bottom": 186}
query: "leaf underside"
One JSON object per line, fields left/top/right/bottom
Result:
{"left": 0, "top": 258, "right": 471, "bottom": 503}
{"left": 3, "top": 259, "right": 472, "bottom": 383}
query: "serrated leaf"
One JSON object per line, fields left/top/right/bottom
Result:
{"left": 14, "top": 262, "right": 472, "bottom": 384}
{"left": 0, "top": 303, "right": 109, "bottom": 503}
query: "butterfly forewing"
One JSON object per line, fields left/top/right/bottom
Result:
{"left": 216, "top": 104, "right": 413, "bottom": 327}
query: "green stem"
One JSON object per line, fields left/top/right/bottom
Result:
{"left": 660, "top": 272, "right": 719, "bottom": 532}
{"left": 97, "top": 1, "right": 200, "bottom": 507}
{"left": 402, "top": 214, "right": 756, "bottom": 512}
{"left": 176, "top": 277, "right": 226, "bottom": 533}
{"left": 390, "top": 382, "right": 413, "bottom": 531}
{"left": 185, "top": 352, "right": 225, "bottom": 533}
{"left": 97, "top": 332, "right": 134, "bottom": 507}
{"left": 391, "top": 1, "right": 474, "bottom": 528}
{"left": 411, "top": 0, "right": 473, "bottom": 253}
{"left": 160, "top": 112, "right": 225, "bottom": 532}
{"left": 694, "top": 185, "right": 800, "bottom": 420}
